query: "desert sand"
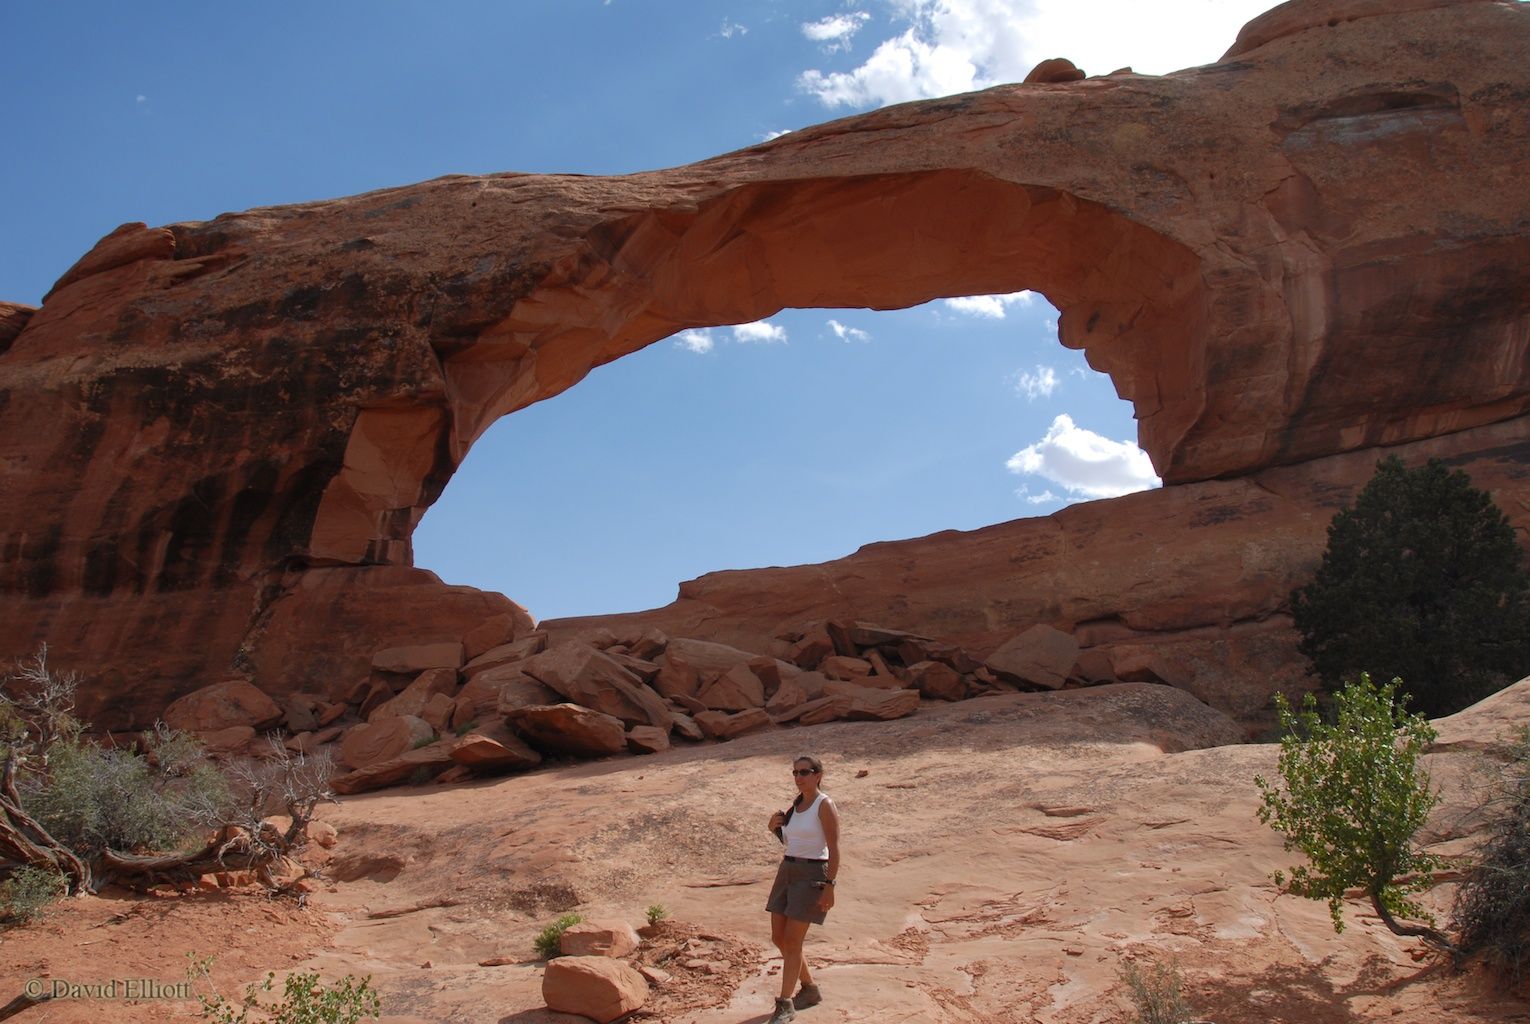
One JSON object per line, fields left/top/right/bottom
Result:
{"left": 6, "top": 679, "right": 1530, "bottom": 1023}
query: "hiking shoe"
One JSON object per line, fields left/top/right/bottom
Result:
{"left": 767, "top": 996, "right": 797, "bottom": 1023}
{"left": 794, "top": 983, "right": 822, "bottom": 1009}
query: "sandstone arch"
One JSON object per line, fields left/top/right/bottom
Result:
{"left": 1, "top": 0, "right": 1527, "bottom": 726}
{"left": 310, "top": 171, "right": 1206, "bottom": 566}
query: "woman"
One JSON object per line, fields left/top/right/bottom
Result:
{"left": 763, "top": 754, "right": 840, "bottom": 1023}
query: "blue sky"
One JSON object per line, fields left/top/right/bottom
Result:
{"left": 2, "top": 1, "right": 1278, "bottom": 620}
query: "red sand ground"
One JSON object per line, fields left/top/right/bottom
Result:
{"left": 5, "top": 681, "right": 1530, "bottom": 1023}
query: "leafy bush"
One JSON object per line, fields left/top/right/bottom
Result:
{"left": 19, "top": 732, "right": 232, "bottom": 857}
{"left": 533, "top": 913, "right": 584, "bottom": 959}
{"left": 1452, "top": 729, "right": 1530, "bottom": 981}
{"left": 1117, "top": 957, "right": 1195, "bottom": 1024}
{"left": 1256, "top": 674, "right": 1451, "bottom": 947}
{"left": 0, "top": 865, "right": 66, "bottom": 926}
{"left": 645, "top": 903, "right": 669, "bottom": 926}
{"left": 190, "top": 957, "right": 381, "bottom": 1024}
{"left": 4, "top": 649, "right": 332, "bottom": 895}
{"left": 1291, "top": 456, "right": 1530, "bottom": 717}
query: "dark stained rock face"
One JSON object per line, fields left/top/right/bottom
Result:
{"left": 1, "top": 0, "right": 1528, "bottom": 727}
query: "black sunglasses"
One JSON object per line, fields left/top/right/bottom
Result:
{"left": 792, "top": 768, "right": 820, "bottom": 776}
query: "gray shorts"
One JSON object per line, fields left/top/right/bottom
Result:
{"left": 765, "top": 858, "right": 830, "bottom": 924}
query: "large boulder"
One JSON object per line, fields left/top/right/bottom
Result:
{"left": 822, "top": 680, "right": 921, "bottom": 721}
{"left": 693, "top": 707, "right": 773, "bottom": 740}
{"left": 820, "top": 655, "right": 873, "bottom": 682}
{"left": 463, "top": 634, "right": 548, "bottom": 679}
{"left": 449, "top": 721, "right": 542, "bottom": 771}
{"left": 197, "top": 725, "right": 256, "bottom": 757}
{"left": 907, "top": 660, "right": 966, "bottom": 702}
{"left": 625, "top": 725, "right": 670, "bottom": 754}
{"left": 984, "top": 625, "right": 1080, "bottom": 690}
{"left": 792, "top": 694, "right": 854, "bottom": 726}
{"left": 522, "top": 645, "right": 673, "bottom": 729}
{"left": 451, "top": 669, "right": 556, "bottom": 729}
{"left": 559, "top": 919, "right": 641, "bottom": 958}
{"left": 696, "top": 662, "right": 765, "bottom": 711}
{"left": 653, "top": 638, "right": 758, "bottom": 699}
{"left": 543, "top": 956, "right": 648, "bottom": 1022}
{"left": 765, "top": 676, "right": 809, "bottom": 715}
{"left": 331, "top": 739, "right": 454, "bottom": 794}
{"left": 507, "top": 704, "right": 627, "bottom": 757}
{"left": 461, "top": 606, "right": 537, "bottom": 661}
{"left": 163, "top": 681, "right": 282, "bottom": 732}
{"left": 369, "top": 667, "right": 459, "bottom": 722}
{"left": 339, "top": 715, "right": 434, "bottom": 769}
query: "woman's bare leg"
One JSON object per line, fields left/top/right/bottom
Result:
{"left": 776, "top": 917, "right": 812, "bottom": 1000}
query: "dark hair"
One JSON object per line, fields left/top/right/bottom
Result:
{"left": 793, "top": 755, "right": 823, "bottom": 773}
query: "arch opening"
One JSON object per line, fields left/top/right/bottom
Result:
{"left": 309, "top": 170, "right": 1204, "bottom": 574}
{"left": 414, "top": 292, "right": 1156, "bottom": 620}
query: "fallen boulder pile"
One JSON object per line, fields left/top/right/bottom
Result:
{"left": 167, "top": 614, "right": 1120, "bottom": 794}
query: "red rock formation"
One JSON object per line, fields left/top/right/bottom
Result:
{"left": 0, "top": 0, "right": 1527, "bottom": 726}
{"left": 548, "top": 416, "right": 1530, "bottom": 725}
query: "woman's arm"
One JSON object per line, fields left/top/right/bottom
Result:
{"left": 817, "top": 798, "right": 840, "bottom": 910}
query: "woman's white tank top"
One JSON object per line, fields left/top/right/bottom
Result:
{"left": 783, "top": 792, "right": 830, "bottom": 860}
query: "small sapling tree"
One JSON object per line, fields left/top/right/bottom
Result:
{"left": 1256, "top": 674, "right": 1456, "bottom": 951}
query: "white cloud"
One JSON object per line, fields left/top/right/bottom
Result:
{"left": 1006, "top": 413, "right": 1159, "bottom": 500}
{"left": 799, "top": 0, "right": 1277, "bottom": 110}
{"left": 943, "top": 290, "right": 1034, "bottom": 319}
{"left": 828, "top": 319, "right": 871, "bottom": 342}
{"left": 803, "top": 12, "right": 872, "bottom": 52}
{"left": 1019, "top": 486, "right": 1061, "bottom": 505}
{"left": 719, "top": 18, "right": 748, "bottom": 38}
{"left": 136, "top": 94, "right": 147, "bottom": 104}
{"left": 1015, "top": 365, "right": 1058, "bottom": 400}
{"left": 674, "top": 329, "right": 715, "bottom": 354}
{"left": 732, "top": 319, "right": 788, "bottom": 343}
{"left": 759, "top": 128, "right": 794, "bottom": 141}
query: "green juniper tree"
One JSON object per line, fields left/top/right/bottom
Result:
{"left": 1291, "top": 456, "right": 1530, "bottom": 717}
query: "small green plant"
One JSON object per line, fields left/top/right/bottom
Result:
{"left": 0, "top": 865, "right": 66, "bottom": 926}
{"left": 1256, "top": 674, "right": 1454, "bottom": 949}
{"left": 189, "top": 956, "right": 381, "bottom": 1024}
{"left": 533, "top": 913, "right": 584, "bottom": 959}
{"left": 1117, "top": 957, "right": 1195, "bottom": 1024}
{"left": 1452, "top": 728, "right": 1530, "bottom": 982}
{"left": 645, "top": 903, "right": 669, "bottom": 926}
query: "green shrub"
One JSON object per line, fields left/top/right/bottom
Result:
{"left": 533, "top": 913, "right": 584, "bottom": 959}
{"left": 645, "top": 903, "right": 669, "bottom": 926}
{"left": 0, "top": 865, "right": 66, "bottom": 926}
{"left": 1291, "top": 456, "right": 1530, "bottom": 717}
{"left": 190, "top": 957, "right": 380, "bottom": 1024}
{"left": 1116, "top": 957, "right": 1195, "bottom": 1024}
{"left": 19, "top": 735, "right": 231, "bottom": 857}
{"left": 1452, "top": 729, "right": 1530, "bottom": 981}
{"left": 1256, "top": 675, "right": 1451, "bottom": 946}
